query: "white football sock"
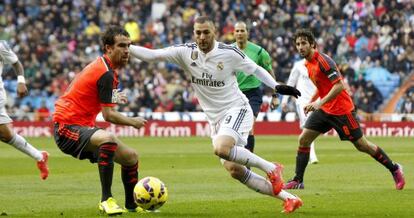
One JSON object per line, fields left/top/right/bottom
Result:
{"left": 310, "top": 142, "right": 318, "bottom": 161}
{"left": 229, "top": 146, "right": 274, "bottom": 173}
{"left": 242, "top": 169, "right": 297, "bottom": 200}
{"left": 242, "top": 169, "right": 273, "bottom": 196}
{"left": 276, "top": 190, "right": 297, "bottom": 201}
{"left": 7, "top": 134, "right": 43, "bottom": 161}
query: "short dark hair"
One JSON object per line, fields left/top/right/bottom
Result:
{"left": 101, "top": 26, "right": 130, "bottom": 53}
{"left": 235, "top": 21, "right": 248, "bottom": 31}
{"left": 293, "top": 29, "right": 316, "bottom": 48}
{"left": 194, "top": 16, "right": 214, "bottom": 25}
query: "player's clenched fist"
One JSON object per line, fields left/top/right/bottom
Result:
{"left": 17, "top": 83, "right": 28, "bottom": 98}
{"left": 275, "top": 85, "right": 301, "bottom": 98}
{"left": 131, "top": 117, "right": 147, "bottom": 129}
{"left": 270, "top": 94, "right": 280, "bottom": 110}
{"left": 303, "top": 101, "right": 321, "bottom": 115}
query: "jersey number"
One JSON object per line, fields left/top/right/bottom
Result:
{"left": 224, "top": 115, "right": 232, "bottom": 124}
{"left": 342, "top": 126, "right": 350, "bottom": 135}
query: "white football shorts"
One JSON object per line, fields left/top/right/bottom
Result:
{"left": 210, "top": 105, "right": 254, "bottom": 147}
{"left": 0, "top": 87, "right": 12, "bottom": 124}
{"left": 296, "top": 102, "right": 311, "bottom": 128}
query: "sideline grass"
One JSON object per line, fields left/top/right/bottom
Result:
{"left": 0, "top": 136, "right": 412, "bottom": 217}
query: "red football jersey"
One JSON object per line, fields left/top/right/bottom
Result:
{"left": 53, "top": 55, "right": 118, "bottom": 126}
{"left": 305, "top": 50, "right": 354, "bottom": 115}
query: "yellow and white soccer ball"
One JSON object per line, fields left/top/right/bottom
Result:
{"left": 134, "top": 176, "right": 168, "bottom": 211}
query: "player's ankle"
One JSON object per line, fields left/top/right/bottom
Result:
{"left": 293, "top": 177, "right": 302, "bottom": 182}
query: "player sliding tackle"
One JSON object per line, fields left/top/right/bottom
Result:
{"left": 130, "top": 16, "right": 303, "bottom": 213}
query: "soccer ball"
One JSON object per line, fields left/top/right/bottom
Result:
{"left": 134, "top": 176, "right": 168, "bottom": 211}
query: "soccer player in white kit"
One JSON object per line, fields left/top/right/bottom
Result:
{"left": 130, "top": 16, "right": 303, "bottom": 213}
{"left": 0, "top": 40, "right": 49, "bottom": 180}
{"left": 282, "top": 59, "right": 319, "bottom": 164}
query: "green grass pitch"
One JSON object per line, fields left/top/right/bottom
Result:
{"left": 0, "top": 136, "right": 412, "bottom": 217}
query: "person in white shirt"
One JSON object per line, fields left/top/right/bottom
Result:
{"left": 130, "top": 16, "right": 303, "bottom": 213}
{"left": 281, "top": 59, "right": 318, "bottom": 164}
{"left": 0, "top": 40, "right": 49, "bottom": 180}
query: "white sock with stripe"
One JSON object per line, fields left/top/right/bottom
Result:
{"left": 7, "top": 134, "right": 43, "bottom": 161}
{"left": 229, "top": 146, "right": 275, "bottom": 173}
{"left": 242, "top": 169, "right": 297, "bottom": 200}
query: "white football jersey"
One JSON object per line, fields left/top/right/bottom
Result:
{"left": 157, "top": 41, "right": 259, "bottom": 123}
{"left": 0, "top": 40, "right": 18, "bottom": 87}
{"left": 283, "top": 59, "right": 316, "bottom": 105}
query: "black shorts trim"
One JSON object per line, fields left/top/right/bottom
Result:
{"left": 242, "top": 87, "right": 263, "bottom": 117}
{"left": 304, "top": 110, "right": 363, "bottom": 141}
{"left": 54, "top": 123, "right": 101, "bottom": 163}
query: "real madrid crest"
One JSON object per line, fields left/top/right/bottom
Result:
{"left": 217, "top": 62, "right": 224, "bottom": 70}
{"left": 191, "top": 50, "right": 198, "bottom": 60}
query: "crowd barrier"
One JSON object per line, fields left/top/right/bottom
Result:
{"left": 11, "top": 121, "right": 414, "bottom": 137}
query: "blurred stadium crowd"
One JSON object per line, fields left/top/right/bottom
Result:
{"left": 0, "top": 0, "right": 413, "bottom": 121}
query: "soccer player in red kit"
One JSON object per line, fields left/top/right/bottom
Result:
{"left": 284, "top": 29, "right": 405, "bottom": 190}
{"left": 53, "top": 26, "right": 147, "bottom": 215}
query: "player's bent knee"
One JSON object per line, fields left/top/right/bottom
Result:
{"left": 127, "top": 150, "right": 138, "bottom": 162}
{"left": 0, "top": 129, "right": 14, "bottom": 142}
{"left": 93, "top": 131, "right": 118, "bottom": 146}
{"left": 0, "top": 134, "right": 12, "bottom": 142}
{"left": 213, "top": 145, "right": 229, "bottom": 159}
{"left": 118, "top": 149, "right": 138, "bottom": 166}
{"left": 105, "top": 132, "right": 117, "bottom": 143}
{"left": 213, "top": 135, "right": 235, "bottom": 159}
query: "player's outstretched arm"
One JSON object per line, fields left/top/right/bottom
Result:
{"left": 129, "top": 45, "right": 168, "bottom": 62}
{"left": 101, "top": 106, "right": 147, "bottom": 129}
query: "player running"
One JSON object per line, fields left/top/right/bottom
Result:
{"left": 283, "top": 29, "right": 405, "bottom": 190}
{"left": 130, "top": 16, "right": 303, "bottom": 213}
{"left": 0, "top": 40, "right": 49, "bottom": 180}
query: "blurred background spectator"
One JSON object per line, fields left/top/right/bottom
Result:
{"left": 0, "top": 0, "right": 413, "bottom": 121}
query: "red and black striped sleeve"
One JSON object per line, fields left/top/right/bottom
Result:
{"left": 318, "top": 53, "right": 342, "bottom": 84}
{"left": 97, "top": 70, "right": 116, "bottom": 106}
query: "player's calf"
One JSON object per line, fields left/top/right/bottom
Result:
{"left": 223, "top": 161, "right": 246, "bottom": 180}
